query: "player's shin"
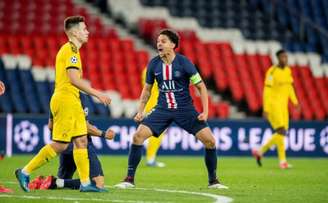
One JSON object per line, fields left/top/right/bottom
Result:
{"left": 62, "top": 179, "right": 80, "bottom": 189}
{"left": 276, "top": 134, "right": 286, "bottom": 163}
{"left": 146, "top": 136, "right": 162, "bottom": 162}
{"left": 73, "top": 148, "right": 90, "bottom": 186}
{"left": 205, "top": 148, "right": 217, "bottom": 183}
{"left": 127, "top": 144, "right": 143, "bottom": 178}
{"left": 260, "top": 134, "right": 279, "bottom": 155}
{"left": 23, "top": 144, "right": 57, "bottom": 175}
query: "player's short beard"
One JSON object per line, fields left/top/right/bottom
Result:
{"left": 159, "top": 49, "right": 167, "bottom": 59}
{"left": 159, "top": 50, "right": 169, "bottom": 60}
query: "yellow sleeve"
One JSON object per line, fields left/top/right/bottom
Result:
{"left": 65, "top": 46, "right": 81, "bottom": 70}
{"left": 289, "top": 85, "right": 298, "bottom": 105}
{"left": 263, "top": 67, "right": 274, "bottom": 112}
{"left": 288, "top": 70, "right": 299, "bottom": 105}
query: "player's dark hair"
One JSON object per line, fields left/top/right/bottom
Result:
{"left": 276, "top": 49, "right": 286, "bottom": 57}
{"left": 159, "top": 29, "right": 179, "bottom": 49}
{"left": 64, "top": 16, "right": 85, "bottom": 31}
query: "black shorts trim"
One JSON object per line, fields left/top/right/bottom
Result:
{"left": 193, "top": 124, "right": 209, "bottom": 136}
{"left": 51, "top": 139, "right": 71, "bottom": 144}
{"left": 71, "top": 134, "right": 88, "bottom": 139}
{"left": 52, "top": 134, "right": 87, "bottom": 143}
{"left": 66, "top": 66, "right": 79, "bottom": 70}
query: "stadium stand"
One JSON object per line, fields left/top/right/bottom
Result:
{"left": 0, "top": 0, "right": 149, "bottom": 117}
{"left": 0, "top": 0, "right": 234, "bottom": 119}
{"left": 105, "top": 0, "right": 328, "bottom": 120}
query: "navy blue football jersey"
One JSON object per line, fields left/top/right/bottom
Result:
{"left": 146, "top": 54, "right": 202, "bottom": 110}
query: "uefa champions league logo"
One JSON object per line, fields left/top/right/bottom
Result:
{"left": 14, "top": 121, "right": 39, "bottom": 152}
{"left": 320, "top": 126, "right": 328, "bottom": 154}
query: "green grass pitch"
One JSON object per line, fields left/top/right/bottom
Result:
{"left": 0, "top": 155, "right": 327, "bottom": 202}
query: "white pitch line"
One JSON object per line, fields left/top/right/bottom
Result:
{"left": 133, "top": 187, "right": 233, "bottom": 203}
{"left": 0, "top": 194, "right": 158, "bottom": 203}
{"left": 2, "top": 181, "right": 233, "bottom": 203}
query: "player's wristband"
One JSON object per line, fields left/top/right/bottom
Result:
{"left": 101, "top": 131, "right": 106, "bottom": 138}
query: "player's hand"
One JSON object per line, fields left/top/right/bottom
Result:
{"left": 295, "top": 104, "right": 301, "bottom": 112}
{"left": 198, "top": 112, "right": 208, "bottom": 121}
{"left": 0, "top": 81, "right": 5, "bottom": 96}
{"left": 263, "top": 111, "right": 269, "bottom": 120}
{"left": 97, "top": 93, "right": 111, "bottom": 106}
{"left": 105, "top": 128, "right": 115, "bottom": 140}
{"left": 134, "top": 112, "right": 144, "bottom": 123}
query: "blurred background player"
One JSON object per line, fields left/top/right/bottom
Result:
{"left": 0, "top": 80, "right": 13, "bottom": 193}
{"left": 142, "top": 68, "right": 165, "bottom": 168}
{"left": 15, "top": 16, "right": 111, "bottom": 192}
{"left": 252, "top": 49, "right": 300, "bottom": 169}
{"left": 28, "top": 93, "right": 115, "bottom": 191}
{"left": 115, "top": 29, "right": 228, "bottom": 189}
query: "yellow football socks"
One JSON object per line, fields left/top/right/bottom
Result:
{"left": 276, "top": 134, "right": 286, "bottom": 163}
{"left": 260, "top": 133, "right": 278, "bottom": 155}
{"left": 73, "top": 148, "right": 90, "bottom": 185}
{"left": 146, "top": 134, "right": 163, "bottom": 162}
{"left": 260, "top": 133, "right": 286, "bottom": 162}
{"left": 23, "top": 144, "right": 57, "bottom": 174}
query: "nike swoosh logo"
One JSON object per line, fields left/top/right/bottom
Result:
{"left": 155, "top": 72, "right": 161, "bottom": 75}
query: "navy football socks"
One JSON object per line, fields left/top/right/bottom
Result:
{"left": 63, "top": 179, "right": 97, "bottom": 189}
{"left": 205, "top": 148, "right": 217, "bottom": 183}
{"left": 127, "top": 144, "right": 143, "bottom": 178}
{"left": 64, "top": 179, "right": 80, "bottom": 189}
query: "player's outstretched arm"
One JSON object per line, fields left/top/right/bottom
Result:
{"left": 195, "top": 82, "right": 209, "bottom": 121}
{"left": 67, "top": 69, "right": 111, "bottom": 106}
{"left": 48, "top": 119, "right": 53, "bottom": 130}
{"left": 86, "top": 122, "right": 115, "bottom": 140}
{"left": 0, "top": 80, "right": 5, "bottom": 96}
{"left": 289, "top": 84, "right": 300, "bottom": 108}
{"left": 135, "top": 83, "right": 153, "bottom": 122}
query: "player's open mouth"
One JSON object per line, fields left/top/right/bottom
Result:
{"left": 158, "top": 48, "right": 163, "bottom": 52}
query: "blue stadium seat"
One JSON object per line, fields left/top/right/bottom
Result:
{"left": 139, "top": 0, "right": 328, "bottom": 61}
{"left": 6, "top": 70, "right": 27, "bottom": 113}
{"left": 35, "top": 82, "right": 51, "bottom": 113}
{"left": 18, "top": 70, "right": 41, "bottom": 113}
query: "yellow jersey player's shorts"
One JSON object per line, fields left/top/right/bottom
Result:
{"left": 267, "top": 102, "right": 289, "bottom": 130}
{"left": 50, "top": 93, "right": 87, "bottom": 142}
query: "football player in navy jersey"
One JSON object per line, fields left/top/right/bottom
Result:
{"left": 115, "top": 29, "right": 228, "bottom": 189}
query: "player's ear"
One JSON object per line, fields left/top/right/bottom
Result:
{"left": 170, "top": 41, "right": 176, "bottom": 49}
{"left": 69, "top": 26, "right": 79, "bottom": 38}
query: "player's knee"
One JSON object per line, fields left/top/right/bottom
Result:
{"left": 205, "top": 140, "right": 216, "bottom": 148}
{"left": 276, "top": 127, "right": 286, "bottom": 135}
{"left": 73, "top": 135, "right": 88, "bottom": 148}
{"left": 50, "top": 142, "right": 68, "bottom": 153}
{"left": 202, "top": 137, "right": 216, "bottom": 148}
{"left": 133, "top": 132, "right": 146, "bottom": 145}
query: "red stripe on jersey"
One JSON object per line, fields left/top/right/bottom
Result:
{"left": 165, "top": 64, "right": 170, "bottom": 80}
{"left": 165, "top": 64, "right": 174, "bottom": 108}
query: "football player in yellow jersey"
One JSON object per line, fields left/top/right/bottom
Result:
{"left": 15, "top": 16, "right": 111, "bottom": 192}
{"left": 252, "top": 49, "right": 300, "bottom": 169}
{"left": 142, "top": 68, "right": 165, "bottom": 167}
